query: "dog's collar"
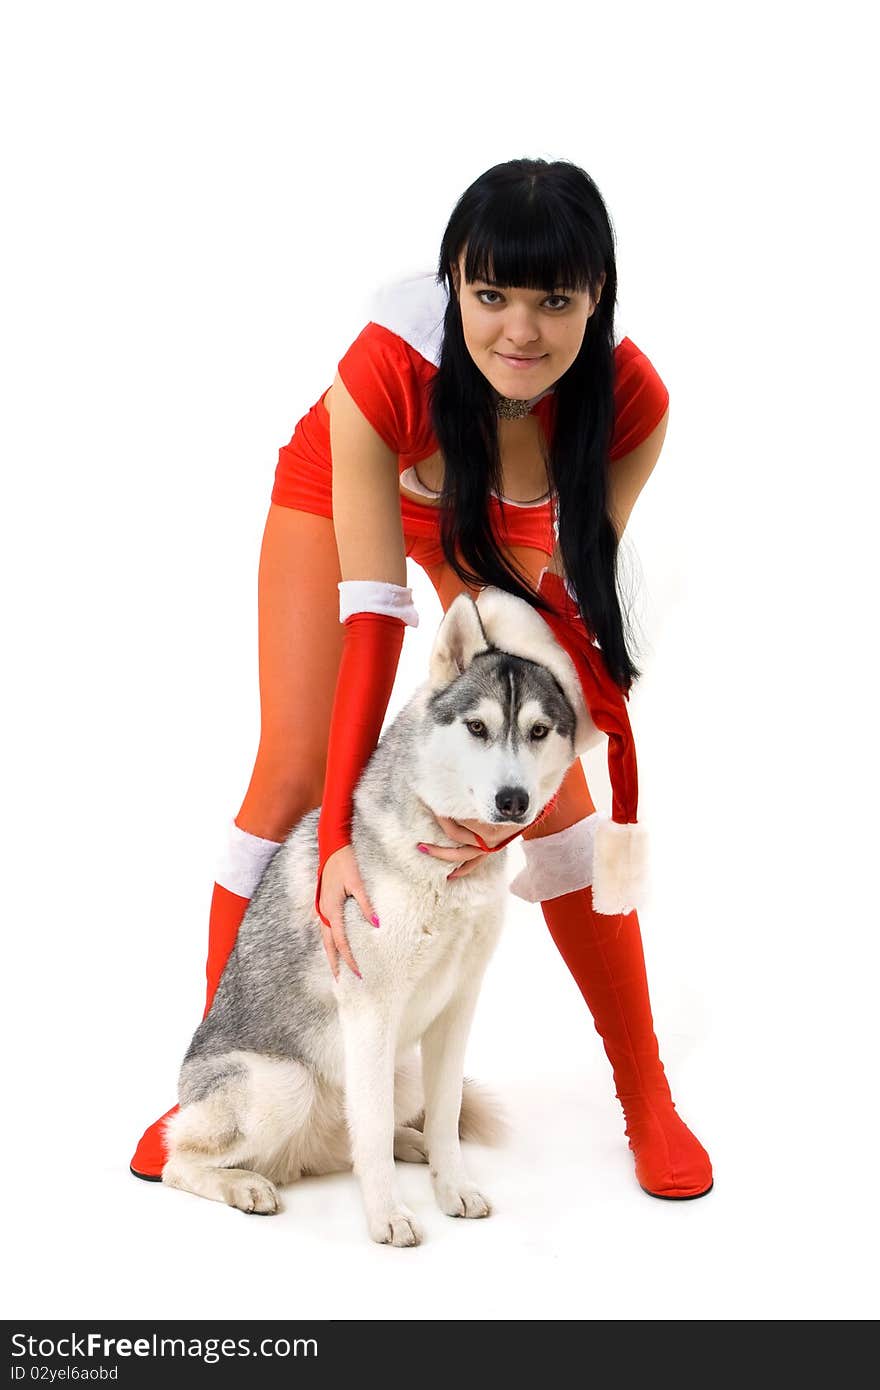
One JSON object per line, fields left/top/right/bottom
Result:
{"left": 469, "top": 825, "right": 522, "bottom": 853}
{"left": 420, "top": 787, "right": 562, "bottom": 854}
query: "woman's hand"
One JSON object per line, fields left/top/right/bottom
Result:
{"left": 317, "top": 843, "right": 379, "bottom": 981}
{"left": 417, "top": 814, "right": 512, "bottom": 880}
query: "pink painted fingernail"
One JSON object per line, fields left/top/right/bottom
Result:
{"left": 371, "top": 914, "right": 380, "bottom": 927}
{"left": 417, "top": 844, "right": 429, "bottom": 853}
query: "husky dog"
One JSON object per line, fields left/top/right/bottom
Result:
{"left": 161, "top": 585, "right": 595, "bottom": 1246}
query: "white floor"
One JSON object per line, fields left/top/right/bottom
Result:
{"left": 7, "top": 544, "right": 877, "bottom": 1321}
{"left": 7, "top": 879, "right": 874, "bottom": 1323}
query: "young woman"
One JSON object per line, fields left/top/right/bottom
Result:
{"left": 130, "top": 157, "right": 713, "bottom": 1200}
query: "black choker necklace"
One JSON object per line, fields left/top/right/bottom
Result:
{"left": 495, "top": 394, "right": 535, "bottom": 421}
{"left": 493, "top": 384, "right": 555, "bottom": 421}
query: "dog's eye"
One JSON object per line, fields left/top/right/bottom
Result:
{"left": 530, "top": 724, "right": 549, "bottom": 740}
{"left": 466, "top": 719, "right": 487, "bottom": 738}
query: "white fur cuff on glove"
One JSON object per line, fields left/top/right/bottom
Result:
{"left": 592, "top": 817, "right": 650, "bottom": 916}
{"left": 338, "top": 579, "right": 419, "bottom": 627}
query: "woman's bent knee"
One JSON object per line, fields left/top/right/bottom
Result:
{"left": 235, "top": 761, "right": 326, "bottom": 842}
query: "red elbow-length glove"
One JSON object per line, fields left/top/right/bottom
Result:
{"left": 314, "top": 581, "right": 418, "bottom": 927}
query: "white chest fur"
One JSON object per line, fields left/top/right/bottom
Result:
{"left": 335, "top": 872, "right": 507, "bottom": 1056}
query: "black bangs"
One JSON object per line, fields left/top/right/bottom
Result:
{"left": 453, "top": 160, "right": 603, "bottom": 296}
{"left": 459, "top": 183, "right": 600, "bottom": 297}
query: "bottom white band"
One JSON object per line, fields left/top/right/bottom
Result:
{"left": 215, "top": 820, "right": 283, "bottom": 898}
{"left": 508, "top": 811, "right": 605, "bottom": 903}
{"left": 338, "top": 579, "right": 419, "bottom": 627}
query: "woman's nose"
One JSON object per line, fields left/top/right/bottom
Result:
{"left": 502, "top": 314, "right": 542, "bottom": 348}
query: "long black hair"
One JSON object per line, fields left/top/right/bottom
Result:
{"left": 428, "top": 157, "right": 640, "bottom": 691}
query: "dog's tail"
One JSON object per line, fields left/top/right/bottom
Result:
{"left": 458, "top": 1076, "right": 510, "bottom": 1146}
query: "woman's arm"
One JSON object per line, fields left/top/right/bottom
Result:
{"left": 546, "top": 403, "right": 670, "bottom": 581}
{"left": 316, "top": 374, "right": 414, "bottom": 970}
{"left": 329, "top": 368, "right": 409, "bottom": 584}
{"left": 607, "top": 404, "right": 669, "bottom": 541}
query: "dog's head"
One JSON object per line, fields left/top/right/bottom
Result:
{"left": 411, "top": 587, "right": 600, "bottom": 830}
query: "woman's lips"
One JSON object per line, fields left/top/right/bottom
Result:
{"left": 496, "top": 352, "right": 546, "bottom": 369}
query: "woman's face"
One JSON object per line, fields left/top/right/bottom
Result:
{"left": 452, "top": 249, "right": 604, "bottom": 400}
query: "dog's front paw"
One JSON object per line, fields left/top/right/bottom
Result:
{"left": 367, "top": 1203, "right": 423, "bottom": 1247}
{"left": 432, "top": 1174, "right": 492, "bottom": 1219}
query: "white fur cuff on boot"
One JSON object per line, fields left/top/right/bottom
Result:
{"left": 215, "top": 821, "right": 283, "bottom": 898}
{"left": 508, "top": 812, "right": 604, "bottom": 903}
{"left": 509, "top": 811, "right": 651, "bottom": 915}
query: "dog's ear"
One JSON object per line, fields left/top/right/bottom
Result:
{"left": 427, "top": 592, "right": 491, "bottom": 691}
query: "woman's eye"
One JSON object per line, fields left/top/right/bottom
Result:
{"left": 475, "top": 290, "right": 570, "bottom": 310}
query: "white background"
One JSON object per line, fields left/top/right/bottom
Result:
{"left": 2, "top": 0, "right": 877, "bottom": 1323}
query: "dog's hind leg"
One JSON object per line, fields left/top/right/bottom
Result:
{"left": 161, "top": 1051, "right": 320, "bottom": 1215}
{"left": 161, "top": 1090, "right": 282, "bottom": 1215}
{"left": 393, "top": 1126, "right": 428, "bottom": 1162}
{"left": 164, "top": 1156, "right": 282, "bottom": 1215}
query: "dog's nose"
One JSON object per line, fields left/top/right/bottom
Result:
{"left": 494, "top": 786, "right": 529, "bottom": 820}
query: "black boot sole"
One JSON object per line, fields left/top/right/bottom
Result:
{"left": 130, "top": 1165, "right": 163, "bottom": 1183}
{"left": 639, "top": 1179, "right": 714, "bottom": 1201}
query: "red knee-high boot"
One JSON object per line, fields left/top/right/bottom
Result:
{"left": 539, "top": 881, "right": 712, "bottom": 1199}
{"left": 129, "top": 823, "right": 281, "bottom": 1181}
{"left": 476, "top": 572, "right": 711, "bottom": 1196}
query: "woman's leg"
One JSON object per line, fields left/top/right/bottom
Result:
{"left": 413, "top": 538, "right": 712, "bottom": 1199}
{"left": 130, "top": 504, "right": 347, "bottom": 1179}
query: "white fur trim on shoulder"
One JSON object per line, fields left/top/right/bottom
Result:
{"left": 474, "top": 585, "right": 601, "bottom": 754}
{"left": 338, "top": 579, "right": 419, "bottom": 627}
{"left": 591, "top": 817, "right": 650, "bottom": 916}
{"left": 367, "top": 271, "right": 448, "bottom": 367}
{"left": 508, "top": 812, "right": 603, "bottom": 902}
{"left": 215, "top": 821, "right": 283, "bottom": 898}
